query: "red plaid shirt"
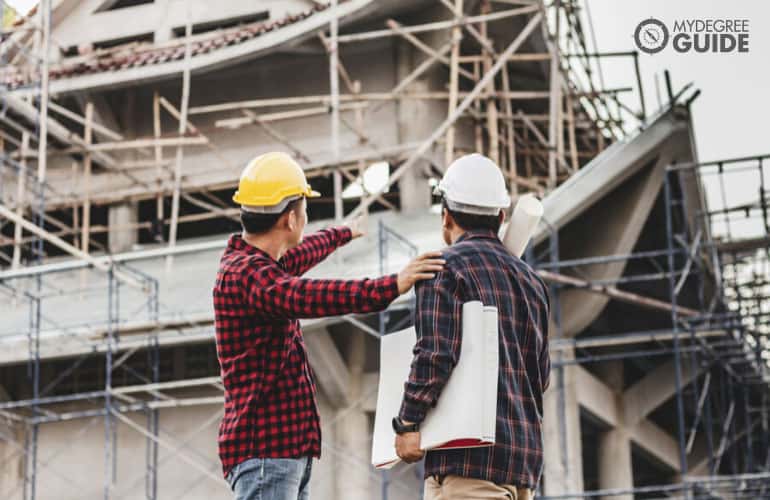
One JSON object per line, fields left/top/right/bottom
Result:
{"left": 399, "top": 230, "right": 550, "bottom": 489}
{"left": 213, "top": 227, "right": 399, "bottom": 478}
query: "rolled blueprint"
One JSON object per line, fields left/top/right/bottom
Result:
{"left": 501, "top": 194, "right": 544, "bottom": 258}
{"left": 371, "top": 301, "right": 499, "bottom": 469}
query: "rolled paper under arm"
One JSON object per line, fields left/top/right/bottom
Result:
{"left": 501, "top": 193, "right": 544, "bottom": 258}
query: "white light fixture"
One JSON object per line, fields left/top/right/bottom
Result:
{"left": 342, "top": 162, "right": 390, "bottom": 199}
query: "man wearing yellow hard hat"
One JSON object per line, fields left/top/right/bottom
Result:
{"left": 213, "top": 152, "right": 444, "bottom": 500}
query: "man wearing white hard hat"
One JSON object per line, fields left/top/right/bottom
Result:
{"left": 393, "top": 154, "right": 551, "bottom": 499}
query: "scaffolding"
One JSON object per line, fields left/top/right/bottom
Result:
{"left": 0, "top": 0, "right": 768, "bottom": 499}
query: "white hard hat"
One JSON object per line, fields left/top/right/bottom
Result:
{"left": 435, "top": 154, "right": 510, "bottom": 215}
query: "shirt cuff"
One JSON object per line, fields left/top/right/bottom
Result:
{"left": 399, "top": 396, "right": 429, "bottom": 424}
{"left": 334, "top": 226, "right": 353, "bottom": 245}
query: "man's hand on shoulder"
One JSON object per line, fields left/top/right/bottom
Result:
{"left": 397, "top": 252, "right": 445, "bottom": 294}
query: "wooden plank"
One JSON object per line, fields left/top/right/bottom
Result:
{"left": 444, "top": 0, "right": 464, "bottom": 166}
{"left": 166, "top": 16, "right": 193, "bottom": 269}
{"left": 82, "top": 103, "right": 93, "bottom": 254}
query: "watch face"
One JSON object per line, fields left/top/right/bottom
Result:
{"left": 634, "top": 18, "right": 669, "bottom": 54}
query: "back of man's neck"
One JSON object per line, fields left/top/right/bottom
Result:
{"left": 242, "top": 231, "right": 285, "bottom": 261}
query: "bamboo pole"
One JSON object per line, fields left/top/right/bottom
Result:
{"left": 457, "top": 53, "right": 550, "bottom": 63}
{"left": 45, "top": 136, "right": 207, "bottom": 155}
{"left": 187, "top": 91, "right": 552, "bottom": 116}
{"left": 37, "top": 0, "right": 50, "bottom": 185}
{"left": 70, "top": 161, "right": 80, "bottom": 250}
{"left": 547, "top": 0, "right": 561, "bottom": 189}
{"left": 153, "top": 92, "right": 164, "bottom": 240}
{"left": 387, "top": 18, "right": 474, "bottom": 83}
{"left": 566, "top": 92, "right": 579, "bottom": 172}
{"left": 336, "top": 5, "right": 539, "bottom": 43}
{"left": 82, "top": 103, "right": 93, "bottom": 254}
{"left": 500, "top": 60, "right": 518, "bottom": 195}
{"left": 47, "top": 101, "right": 123, "bottom": 142}
{"left": 330, "top": 0, "right": 343, "bottom": 222}
{"left": 0, "top": 204, "right": 146, "bottom": 290}
{"left": 216, "top": 102, "right": 367, "bottom": 130}
{"left": 473, "top": 62, "right": 484, "bottom": 153}
{"left": 538, "top": 269, "right": 699, "bottom": 317}
{"left": 480, "top": 1, "right": 499, "bottom": 166}
{"left": 523, "top": 124, "right": 532, "bottom": 178}
{"left": 11, "top": 133, "right": 29, "bottom": 269}
{"left": 242, "top": 110, "right": 311, "bottom": 163}
{"left": 348, "top": 13, "right": 542, "bottom": 219}
{"left": 166, "top": 14, "right": 193, "bottom": 269}
{"left": 517, "top": 111, "right": 571, "bottom": 173}
{"left": 369, "top": 42, "right": 453, "bottom": 116}
{"left": 444, "top": 0, "right": 463, "bottom": 167}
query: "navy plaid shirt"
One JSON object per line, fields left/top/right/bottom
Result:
{"left": 399, "top": 229, "right": 550, "bottom": 489}
{"left": 213, "top": 227, "right": 399, "bottom": 478}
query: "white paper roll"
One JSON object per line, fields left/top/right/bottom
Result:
{"left": 501, "top": 194, "right": 544, "bottom": 258}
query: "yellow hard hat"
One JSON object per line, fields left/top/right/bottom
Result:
{"left": 233, "top": 152, "right": 320, "bottom": 210}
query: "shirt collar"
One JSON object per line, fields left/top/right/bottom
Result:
{"left": 227, "top": 233, "right": 272, "bottom": 260}
{"left": 454, "top": 229, "right": 500, "bottom": 244}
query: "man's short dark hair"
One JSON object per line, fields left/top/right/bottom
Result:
{"left": 442, "top": 199, "right": 502, "bottom": 233}
{"left": 241, "top": 197, "right": 303, "bottom": 234}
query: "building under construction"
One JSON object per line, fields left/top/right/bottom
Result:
{"left": 1, "top": 0, "right": 769, "bottom": 498}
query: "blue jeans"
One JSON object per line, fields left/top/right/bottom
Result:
{"left": 227, "top": 457, "right": 312, "bottom": 500}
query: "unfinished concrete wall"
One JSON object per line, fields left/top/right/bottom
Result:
{"left": 39, "top": 38, "right": 403, "bottom": 210}
{"left": 15, "top": 388, "right": 359, "bottom": 500}
{"left": 52, "top": 0, "right": 315, "bottom": 56}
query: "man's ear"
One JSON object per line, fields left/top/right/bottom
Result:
{"left": 284, "top": 208, "right": 297, "bottom": 232}
{"left": 498, "top": 210, "right": 505, "bottom": 225}
{"left": 442, "top": 208, "right": 453, "bottom": 231}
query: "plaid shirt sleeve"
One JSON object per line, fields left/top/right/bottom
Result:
{"left": 539, "top": 282, "right": 552, "bottom": 391}
{"left": 245, "top": 264, "right": 400, "bottom": 320}
{"left": 279, "top": 226, "right": 352, "bottom": 276}
{"left": 399, "top": 270, "right": 462, "bottom": 424}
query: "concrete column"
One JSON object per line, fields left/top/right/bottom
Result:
{"left": 543, "top": 348, "right": 584, "bottom": 495}
{"left": 596, "top": 360, "right": 633, "bottom": 500}
{"left": 0, "top": 386, "right": 23, "bottom": 495}
{"left": 598, "top": 428, "right": 633, "bottom": 500}
{"left": 108, "top": 202, "right": 138, "bottom": 253}
{"left": 395, "top": 40, "right": 433, "bottom": 214}
{"left": 334, "top": 333, "right": 370, "bottom": 499}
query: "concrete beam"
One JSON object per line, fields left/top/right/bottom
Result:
{"left": 598, "top": 428, "right": 633, "bottom": 500}
{"left": 18, "top": 0, "right": 376, "bottom": 97}
{"left": 394, "top": 37, "right": 439, "bottom": 214}
{"left": 108, "top": 202, "right": 139, "bottom": 253}
{"left": 575, "top": 365, "right": 620, "bottom": 427}
{"left": 0, "top": 385, "right": 24, "bottom": 496}
{"left": 544, "top": 350, "right": 584, "bottom": 495}
{"left": 623, "top": 359, "right": 704, "bottom": 425}
{"left": 304, "top": 328, "right": 351, "bottom": 408}
{"left": 2, "top": 93, "right": 117, "bottom": 169}
{"left": 557, "top": 151, "right": 670, "bottom": 337}
{"left": 531, "top": 112, "right": 689, "bottom": 246}
{"left": 361, "top": 372, "right": 378, "bottom": 413}
{"left": 593, "top": 361, "right": 633, "bottom": 500}
{"left": 629, "top": 418, "right": 681, "bottom": 472}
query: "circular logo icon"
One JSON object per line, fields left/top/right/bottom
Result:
{"left": 634, "top": 18, "right": 669, "bottom": 54}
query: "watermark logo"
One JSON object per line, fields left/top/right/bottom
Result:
{"left": 634, "top": 18, "right": 750, "bottom": 54}
{"left": 634, "top": 18, "right": 669, "bottom": 54}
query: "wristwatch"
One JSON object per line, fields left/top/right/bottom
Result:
{"left": 392, "top": 416, "right": 420, "bottom": 434}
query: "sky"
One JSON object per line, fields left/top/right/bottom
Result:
{"left": 579, "top": 0, "right": 769, "bottom": 244}
{"left": 583, "top": 0, "right": 769, "bottom": 163}
{"left": 2, "top": 0, "right": 35, "bottom": 16}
